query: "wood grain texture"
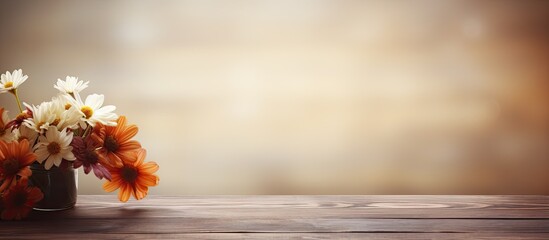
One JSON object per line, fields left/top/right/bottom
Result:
{"left": 5, "top": 233, "right": 549, "bottom": 240}
{"left": 1, "top": 195, "right": 548, "bottom": 239}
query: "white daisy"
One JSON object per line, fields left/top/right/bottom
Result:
{"left": 0, "top": 69, "right": 28, "bottom": 94}
{"left": 54, "top": 76, "right": 89, "bottom": 97}
{"left": 23, "top": 96, "right": 83, "bottom": 133}
{"left": 34, "top": 126, "right": 76, "bottom": 170}
{"left": 13, "top": 124, "right": 38, "bottom": 144}
{"left": 23, "top": 102, "right": 56, "bottom": 133}
{"left": 72, "top": 94, "right": 118, "bottom": 127}
{"left": 49, "top": 95, "right": 83, "bottom": 130}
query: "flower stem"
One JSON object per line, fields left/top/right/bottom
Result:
{"left": 12, "top": 89, "right": 24, "bottom": 113}
{"left": 82, "top": 124, "right": 92, "bottom": 137}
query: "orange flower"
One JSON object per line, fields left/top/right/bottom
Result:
{"left": 0, "top": 139, "right": 36, "bottom": 192}
{"left": 1, "top": 178, "right": 43, "bottom": 220}
{"left": 103, "top": 148, "right": 159, "bottom": 202}
{"left": 91, "top": 116, "right": 141, "bottom": 168}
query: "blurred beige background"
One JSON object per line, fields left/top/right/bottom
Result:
{"left": 1, "top": 0, "right": 548, "bottom": 194}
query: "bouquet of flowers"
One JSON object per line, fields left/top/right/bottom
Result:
{"left": 0, "top": 69, "right": 159, "bottom": 220}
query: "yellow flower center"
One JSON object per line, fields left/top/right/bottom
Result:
{"left": 47, "top": 142, "right": 61, "bottom": 155}
{"left": 81, "top": 106, "right": 94, "bottom": 119}
{"left": 3, "top": 81, "right": 13, "bottom": 88}
{"left": 52, "top": 118, "right": 60, "bottom": 126}
{"left": 36, "top": 121, "right": 46, "bottom": 130}
{"left": 65, "top": 103, "right": 72, "bottom": 110}
{"left": 16, "top": 112, "right": 28, "bottom": 121}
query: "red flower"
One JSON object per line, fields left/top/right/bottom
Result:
{"left": 1, "top": 178, "right": 43, "bottom": 220}
{"left": 0, "top": 139, "right": 36, "bottom": 192}
{"left": 71, "top": 136, "right": 111, "bottom": 180}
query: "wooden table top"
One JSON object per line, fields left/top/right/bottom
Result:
{"left": 1, "top": 195, "right": 548, "bottom": 239}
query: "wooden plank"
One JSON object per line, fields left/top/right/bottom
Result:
{"left": 5, "top": 233, "right": 549, "bottom": 240}
{"left": 1, "top": 195, "right": 547, "bottom": 237}
{"left": 28, "top": 195, "right": 549, "bottom": 219}
{"left": 1, "top": 218, "right": 548, "bottom": 234}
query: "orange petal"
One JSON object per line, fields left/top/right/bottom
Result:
{"left": 107, "top": 153, "right": 124, "bottom": 167}
{"left": 28, "top": 187, "right": 44, "bottom": 202}
{"left": 118, "top": 184, "right": 131, "bottom": 202}
{"left": 116, "top": 151, "right": 136, "bottom": 164}
{"left": 8, "top": 142, "right": 17, "bottom": 157}
{"left": 18, "top": 139, "right": 29, "bottom": 158}
{"left": 18, "top": 167, "right": 32, "bottom": 178}
{"left": 103, "top": 180, "right": 120, "bottom": 192}
{"left": 112, "top": 116, "right": 127, "bottom": 136}
{"left": 0, "top": 178, "right": 12, "bottom": 192}
{"left": 133, "top": 184, "right": 148, "bottom": 200}
{"left": 140, "top": 161, "right": 159, "bottom": 174}
{"left": 137, "top": 174, "right": 159, "bottom": 187}
{"left": 119, "top": 125, "right": 138, "bottom": 143}
{"left": 91, "top": 133, "right": 104, "bottom": 146}
{"left": 97, "top": 153, "right": 114, "bottom": 168}
{"left": 118, "top": 140, "right": 141, "bottom": 151}
{"left": 0, "top": 140, "right": 8, "bottom": 157}
{"left": 134, "top": 149, "right": 146, "bottom": 166}
{"left": 21, "top": 153, "right": 37, "bottom": 166}
{"left": 117, "top": 116, "right": 127, "bottom": 128}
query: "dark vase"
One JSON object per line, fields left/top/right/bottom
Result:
{"left": 29, "top": 163, "right": 78, "bottom": 211}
